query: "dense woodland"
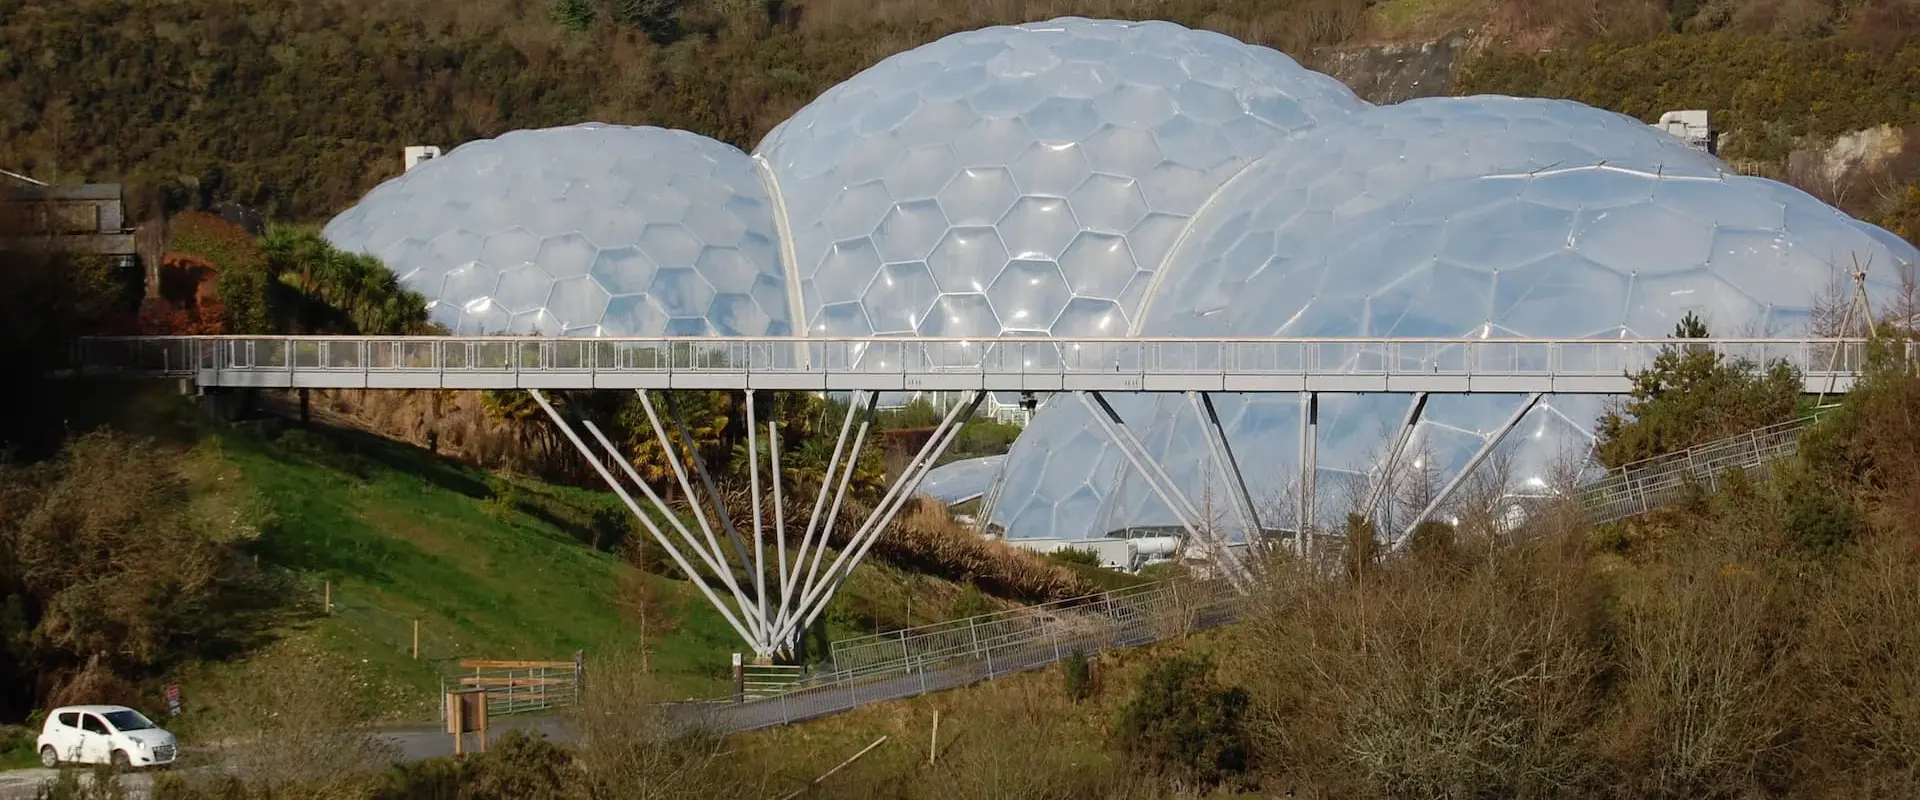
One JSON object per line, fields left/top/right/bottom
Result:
{"left": 3, "top": 0, "right": 1920, "bottom": 242}
{"left": 9, "top": 1, "right": 1920, "bottom": 795}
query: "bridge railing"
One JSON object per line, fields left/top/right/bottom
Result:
{"left": 1577, "top": 411, "right": 1829, "bottom": 524}
{"left": 70, "top": 335, "right": 1900, "bottom": 381}
{"left": 688, "top": 579, "right": 1241, "bottom": 733}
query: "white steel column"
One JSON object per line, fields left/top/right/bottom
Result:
{"left": 526, "top": 390, "right": 760, "bottom": 647}
{"left": 1190, "top": 392, "right": 1262, "bottom": 554}
{"left": 782, "top": 391, "right": 986, "bottom": 643}
{"left": 745, "top": 392, "right": 769, "bottom": 645}
{"left": 1364, "top": 392, "right": 1429, "bottom": 528}
{"left": 1297, "top": 392, "right": 1318, "bottom": 557}
{"left": 1081, "top": 392, "right": 1251, "bottom": 593}
{"left": 1399, "top": 392, "right": 1542, "bottom": 543}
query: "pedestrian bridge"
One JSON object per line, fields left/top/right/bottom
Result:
{"left": 73, "top": 335, "right": 1890, "bottom": 394}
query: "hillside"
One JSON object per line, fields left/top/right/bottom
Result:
{"left": 3, "top": 0, "right": 1918, "bottom": 245}
{"left": 20, "top": 380, "right": 1061, "bottom": 731}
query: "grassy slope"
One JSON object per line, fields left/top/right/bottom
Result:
{"left": 727, "top": 628, "right": 1232, "bottom": 798}
{"left": 55, "top": 382, "right": 1046, "bottom": 728}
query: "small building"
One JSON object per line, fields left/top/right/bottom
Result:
{"left": 1653, "top": 110, "right": 1716, "bottom": 155}
{"left": 1, "top": 182, "right": 137, "bottom": 256}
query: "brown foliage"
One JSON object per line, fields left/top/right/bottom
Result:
{"left": 0, "top": 431, "right": 268, "bottom": 717}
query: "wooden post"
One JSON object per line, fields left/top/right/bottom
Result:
{"left": 447, "top": 691, "right": 464, "bottom": 756}
{"left": 324, "top": 581, "right": 332, "bottom": 615}
{"left": 929, "top": 710, "right": 939, "bottom": 764}
{"left": 412, "top": 620, "right": 420, "bottom": 659}
{"left": 477, "top": 689, "right": 489, "bottom": 753}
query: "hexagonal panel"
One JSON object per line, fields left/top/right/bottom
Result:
{"left": 861, "top": 261, "right": 941, "bottom": 334}
{"left": 494, "top": 266, "right": 556, "bottom": 314}
{"left": 546, "top": 277, "right": 612, "bottom": 329}
{"left": 1058, "top": 232, "right": 1136, "bottom": 298}
{"left": 938, "top": 166, "right": 1022, "bottom": 226}
{"left": 649, "top": 266, "right": 718, "bottom": 319}
{"left": 535, "top": 233, "right": 597, "bottom": 279}
{"left": 1011, "top": 141, "right": 1093, "bottom": 197}
{"left": 873, "top": 199, "right": 950, "bottom": 263}
{"left": 926, "top": 227, "right": 1009, "bottom": 294}
{"left": 998, "top": 196, "right": 1080, "bottom": 260}
{"left": 1068, "top": 174, "right": 1150, "bottom": 234}
{"left": 987, "top": 259, "right": 1072, "bottom": 331}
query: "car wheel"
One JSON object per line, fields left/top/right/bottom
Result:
{"left": 110, "top": 750, "right": 131, "bottom": 771}
{"left": 38, "top": 746, "right": 57, "bottom": 769}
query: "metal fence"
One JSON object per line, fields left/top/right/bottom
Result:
{"left": 71, "top": 334, "right": 1901, "bottom": 393}
{"left": 741, "top": 664, "right": 808, "bottom": 700}
{"left": 442, "top": 658, "right": 585, "bottom": 719}
{"left": 683, "top": 580, "right": 1238, "bottom": 734}
{"left": 825, "top": 581, "right": 1179, "bottom": 680}
{"left": 1578, "top": 411, "right": 1827, "bottom": 524}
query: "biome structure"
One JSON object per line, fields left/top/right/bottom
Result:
{"left": 326, "top": 17, "right": 1919, "bottom": 554}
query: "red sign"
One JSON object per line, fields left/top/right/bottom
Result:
{"left": 165, "top": 684, "right": 182, "bottom": 717}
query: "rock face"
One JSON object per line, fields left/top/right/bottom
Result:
{"left": 1313, "top": 32, "right": 1474, "bottom": 105}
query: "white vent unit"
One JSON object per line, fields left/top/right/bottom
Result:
{"left": 1654, "top": 110, "right": 1715, "bottom": 154}
{"left": 403, "top": 146, "right": 443, "bottom": 172}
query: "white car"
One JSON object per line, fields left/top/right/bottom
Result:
{"left": 36, "top": 705, "right": 178, "bottom": 770}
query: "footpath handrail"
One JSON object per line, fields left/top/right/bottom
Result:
{"left": 1577, "top": 410, "right": 1830, "bottom": 524}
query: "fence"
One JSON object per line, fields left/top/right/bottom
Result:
{"left": 825, "top": 581, "right": 1180, "bottom": 680}
{"left": 442, "top": 658, "right": 585, "bottom": 719}
{"left": 681, "top": 580, "right": 1239, "bottom": 733}
{"left": 1577, "top": 411, "right": 1827, "bottom": 525}
{"left": 741, "top": 664, "right": 808, "bottom": 700}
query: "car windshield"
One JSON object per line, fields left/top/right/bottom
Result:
{"left": 102, "top": 710, "right": 155, "bottom": 731}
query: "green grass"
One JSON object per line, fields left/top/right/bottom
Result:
{"left": 0, "top": 726, "right": 37, "bottom": 770}
{"left": 52, "top": 382, "right": 1034, "bottom": 725}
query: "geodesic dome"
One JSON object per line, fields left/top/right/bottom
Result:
{"left": 321, "top": 124, "right": 794, "bottom": 337}
{"left": 754, "top": 17, "right": 1365, "bottom": 344}
{"left": 319, "top": 20, "right": 1920, "bottom": 547}
{"left": 987, "top": 144, "right": 1920, "bottom": 543}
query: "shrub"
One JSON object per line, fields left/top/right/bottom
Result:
{"left": 1047, "top": 546, "right": 1102, "bottom": 567}
{"left": 1062, "top": 647, "right": 1093, "bottom": 703}
{"left": 1115, "top": 654, "right": 1253, "bottom": 788}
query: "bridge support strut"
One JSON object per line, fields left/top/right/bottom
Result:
{"left": 1399, "top": 392, "right": 1543, "bottom": 544}
{"left": 532, "top": 388, "right": 983, "bottom": 661}
{"left": 1080, "top": 392, "right": 1252, "bottom": 594}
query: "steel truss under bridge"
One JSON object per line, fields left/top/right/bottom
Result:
{"left": 71, "top": 334, "right": 1903, "bottom": 658}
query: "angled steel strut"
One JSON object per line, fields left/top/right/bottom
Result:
{"left": 534, "top": 387, "right": 982, "bottom": 660}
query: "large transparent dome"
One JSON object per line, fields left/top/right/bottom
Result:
{"left": 753, "top": 17, "right": 1365, "bottom": 346}
{"left": 322, "top": 123, "right": 794, "bottom": 337}
{"left": 315, "top": 25, "right": 1920, "bottom": 549}
{"left": 987, "top": 99, "right": 1920, "bottom": 544}
{"left": 1137, "top": 96, "right": 1730, "bottom": 336}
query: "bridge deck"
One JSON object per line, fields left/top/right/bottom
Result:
{"left": 74, "top": 335, "right": 1891, "bottom": 394}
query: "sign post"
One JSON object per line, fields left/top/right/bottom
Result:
{"left": 164, "top": 684, "right": 182, "bottom": 718}
{"left": 444, "top": 688, "right": 489, "bottom": 756}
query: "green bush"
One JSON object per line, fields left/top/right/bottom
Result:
{"left": 1115, "top": 653, "right": 1252, "bottom": 788}
{"left": 1047, "top": 546, "right": 1102, "bottom": 568}
{"left": 1062, "top": 647, "right": 1093, "bottom": 703}
{"left": 1460, "top": 34, "right": 1920, "bottom": 170}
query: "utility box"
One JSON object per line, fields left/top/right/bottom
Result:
{"left": 404, "top": 146, "right": 443, "bottom": 172}
{"left": 1653, "top": 110, "right": 1715, "bottom": 155}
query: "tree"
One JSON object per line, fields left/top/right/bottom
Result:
{"left": 549, "top": 0, "right": 597, "bottom": 32}
{"left": 1593, "top": 312, "right": 1803, "bottom": 469}
{"left": 1116, "top": 654, "right": 1252, "bottom": 788}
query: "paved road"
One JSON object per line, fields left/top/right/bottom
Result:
{"left": 0, "top": 603, "right": 1238, "bottom": 796}
{"left": 0, "top": 768, "right": 155, "bottom": 800}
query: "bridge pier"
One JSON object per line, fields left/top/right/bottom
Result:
{"left": 531, "top": 387, "right": 983, "bottom": 661}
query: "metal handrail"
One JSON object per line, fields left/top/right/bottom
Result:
{"left": 71, "top": 335, "right": 1901, "bottom": 378}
